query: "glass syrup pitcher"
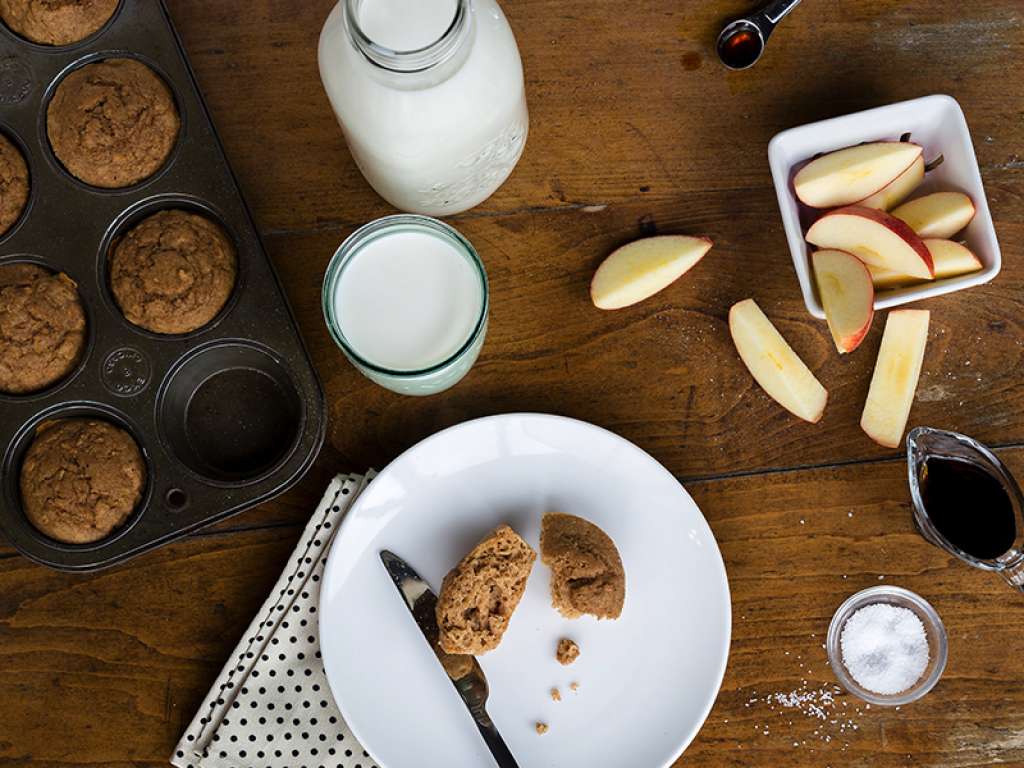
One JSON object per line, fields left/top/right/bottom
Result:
{"left": 907, "top": 427, "right": 1024, "bottom": 591}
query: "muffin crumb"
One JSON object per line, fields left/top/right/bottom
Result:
{"left": 550, "top": 687, "right": 561, "bottom": 702}
{"left": 535, "top": 722, "right": 548, "bottom": 735}
{"left": 556, "top": 638, "right": 580, "bottom": 666}
{"left": 570, "top": 682, "right": 580, "bottom": 692}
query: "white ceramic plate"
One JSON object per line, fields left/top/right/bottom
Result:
{"left": 319, "top": 414, "right": 731, "bottom": 768}
{"left": 769, "top": 94, "right": 1002, "bottom": 319}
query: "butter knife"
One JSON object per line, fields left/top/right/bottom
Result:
{"left": 379, "top": 550, "right": 520, "bottom": 768}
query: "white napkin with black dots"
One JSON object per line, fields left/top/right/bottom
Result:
{"left": 171, "top": 472, "right": 377, "bottom": 768}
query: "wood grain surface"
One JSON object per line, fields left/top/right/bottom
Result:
{"left": 2, "top": 0, "right": 1024, "bottom": 766}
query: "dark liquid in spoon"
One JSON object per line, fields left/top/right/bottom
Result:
{"left": 718, "top": 29, "right": 762, "bottom": 69}
{"left": 920, "top": 457, "right": 1016, "bottom": 560}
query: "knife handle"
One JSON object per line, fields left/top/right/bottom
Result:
{"left": 474, "top": 711, "right": 520, "bottom": 768}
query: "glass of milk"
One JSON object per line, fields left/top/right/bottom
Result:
{"left": 318, "top": 0, "right": 529, "bottom": 216}
{"left": 322, "top": 216, "right": 488, "bottom": 396}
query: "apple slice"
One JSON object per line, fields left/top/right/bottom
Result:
{"left": 860, "top": 309, "right": 930, "bottom": 448}
{"left": 891, "top": 192, "right": 976, "bottom": 238}
{"left": 856, "top": 156, "right": 925, "bottom": 210}
{"left": 806, "top": 206, "right": 934, "bottom": 280}
{"left": 591, "top": 235, "right": 712, "bottom": 310}
{"left": 794, "top": 142, "right": 923, "bottom": 209}
{"left": 729, "top": 299, "right": 828, "bottom": 423}
{"left": 923, "top": 238, "right": 983, "bottom": 277}
{"left": 868, "top": 238, "right": 982, "bottom": 289}
{"left": 866, "top": 263, "right": 917, "bottom": 290}
{"left": 812, "top": 250, "right": 875, "bottom": 354}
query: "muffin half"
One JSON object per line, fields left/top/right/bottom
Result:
{"left": 540, "top": 512, "right": 625, "bottom": 620}
{"left": 436, "top": 524, "right": 536, "bottom": 655}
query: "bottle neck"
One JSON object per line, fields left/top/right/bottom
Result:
{"left": 344, "top": 0, "right": 472, "bottom": 74}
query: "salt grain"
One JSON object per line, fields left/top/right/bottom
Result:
{"left": 840, "top": 603, "right": 929, "bottom": 695}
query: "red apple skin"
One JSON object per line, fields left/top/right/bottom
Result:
{"left": 811, "top": 205, "right": 935, "bottom": 278}
{"left": 843, "top": 316, "right": 873, "bottom": 353}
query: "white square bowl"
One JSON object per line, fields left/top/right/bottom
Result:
{"left": 768, "top": 94, "right": 1001, "bottom": 320}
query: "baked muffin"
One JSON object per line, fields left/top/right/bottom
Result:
{"left": 435, "top": 524, "right": 536, "bottom": 655}
{"left": 0, "top": 263, "right": 86, "bottom": 394}
{"left": 0, "top": 0, "right": 118, "bottom": 45}
{"left": 47, "top": 58, "right": 179, "bottom": 188}
{"left": 0, "top": 133, "right": 29, "bottom": 237}
{"left": 110, "top": 210, "right": 237, "bottom": 334}
{"left": 21, "top": 418, "right": 145, "bottom": 544}
{"left": 540, "top": 512, "right": 625, "bottom": 620}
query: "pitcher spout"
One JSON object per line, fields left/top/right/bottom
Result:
{"left": 1000, "top": 556, "right": 1024, "bottom": 592}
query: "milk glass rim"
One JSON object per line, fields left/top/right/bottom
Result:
{"left": 826, "top": 585, "right": 948, "bottom": 707}
{"left": 321, "top": 214, "right": 489, "bottom": 378}
{"left": 344, "top": 0, "right": 470, "bottom": 73}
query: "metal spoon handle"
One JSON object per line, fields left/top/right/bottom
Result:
{"left": 760, "top": 0, "right": 802, "bottom": 26}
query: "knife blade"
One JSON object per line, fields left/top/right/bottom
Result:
{"left": 379, "top": 550, "right": 520, "bottom": 768}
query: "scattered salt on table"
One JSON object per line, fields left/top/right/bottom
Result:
{"left": 840, "top": 603, "right": 929, "bottom": 695}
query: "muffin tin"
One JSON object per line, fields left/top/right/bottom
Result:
{"left": 0, "top": 0, "right": 326, "bottom": 570}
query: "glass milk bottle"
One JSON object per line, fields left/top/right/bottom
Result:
{"left": 318, "top": 0, "right": 529, "bottom": 216}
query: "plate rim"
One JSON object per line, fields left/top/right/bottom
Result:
{"left": 319, "top": 412, "right": 732, "bottom": 768}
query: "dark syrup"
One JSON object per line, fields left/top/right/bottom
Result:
{"left": 718, "top": 29, "right": 762, "bottom": 69}
{"left": 920, "top": 457, "right": 1016, "bottom": 560}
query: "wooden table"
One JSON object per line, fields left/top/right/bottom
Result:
{"left": 3, "top": 1, "right": 1024, "bottom": 765}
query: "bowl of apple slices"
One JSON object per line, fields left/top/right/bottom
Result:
{"left": 768, "top": 94, "right": 1001, "bottom": 342}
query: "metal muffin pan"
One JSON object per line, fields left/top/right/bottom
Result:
{"left": 0, "top": 0, "right": 326, "bottom": 570}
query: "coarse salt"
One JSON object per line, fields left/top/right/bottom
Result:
{"left": 840, "top": 603, "right": 929, "bottom": 695}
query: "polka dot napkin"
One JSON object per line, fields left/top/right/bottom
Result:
{"left": 172, "top": 472, "right": 378, "bottom": 768}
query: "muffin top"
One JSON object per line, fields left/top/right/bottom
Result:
{"left": 20, "top": 418, "right": 145, "bottom": 544}
{"left": 0, "top": 0, "right": 118, "bottom": 46}
{"left": 0, "top": 133, "right": 29, "bottom": 237}
{"left": 47, "top": 58, "right": 179, "bottom": 188}
{"left": 0, "top": 263, "right": 86, "bottom": 394}
{"left": 540, "top": 512, "right": 625, "bottom": 620}
{"left": 110, "top": 210, "right": 237, "bottom": 334}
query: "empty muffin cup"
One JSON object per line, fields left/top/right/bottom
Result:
{"left": 158, "top": 341, "right": 304, "bottom": 484}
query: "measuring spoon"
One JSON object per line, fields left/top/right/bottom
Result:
{"left": 716, "top": 0, "right": 803, "bottom": 70}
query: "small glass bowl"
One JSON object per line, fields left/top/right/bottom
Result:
{"left": 826, "top": 586, "right": 948, "bottom": 706}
